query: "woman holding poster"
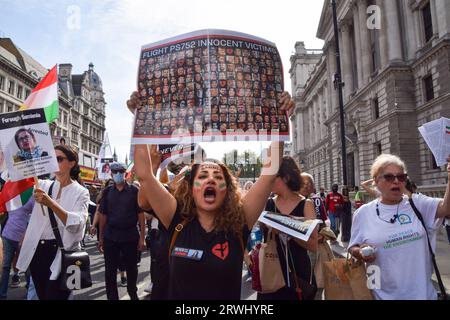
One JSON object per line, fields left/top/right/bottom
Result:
{"left": 128, "top": 91, "right": 294, "bottom": 300}
{"left": 16, "top": 145, "right": 89, "bottom": 300}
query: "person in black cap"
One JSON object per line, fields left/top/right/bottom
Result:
{"left": 97, "top": 162, "right": 146, "bottom": 300}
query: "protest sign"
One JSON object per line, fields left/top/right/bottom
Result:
{"left": 51, "top": 135, "right": 67, "bottom": 147}
{"left": 419, "top": 117, "right": 450, "bottom": 166}
{"left": 0, "top": 109, "right": 58, "bottom": 181}
{"left": 159, "top": 144, "right": 198, "bottom": 169}
{"left": 96, "top": 132, "right": 114, "bottom": 181}
{"left": 98, "top": 158, "right": 113, "bottom": 181}
{"left": 132, "top": 29, "right": 289, "bottom": 145}
{"left": 258, "top": 211, "right": 320, "bottom": 242}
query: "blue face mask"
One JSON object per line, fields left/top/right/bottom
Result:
{"left": 112, "top": 172, "right": 125, "bottom": 184}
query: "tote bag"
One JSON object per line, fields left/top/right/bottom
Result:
{"left": 250, "top": 229, "right": 285, "bottom": 293}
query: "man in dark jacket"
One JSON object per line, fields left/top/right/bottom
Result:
{"left": 98, "top": 162, "right": 146, "bottom": 300}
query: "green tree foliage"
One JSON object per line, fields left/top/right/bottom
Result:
{"left": 222, "top": 149, "right": 262, "bottom": 179}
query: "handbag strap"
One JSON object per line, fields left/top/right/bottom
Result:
{"left": 409, "top": 198, "right": 447, "bottom": 299}
{"left": 168, "top": 219, "right": 189, "bottom": 257}
{"left": 46, "top": 182, "right": 65, "bottom": 251}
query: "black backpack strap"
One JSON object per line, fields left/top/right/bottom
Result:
{"left": 409, "top": 198, "right": 447, "bottom": 299}
{"left": 47, "top": 182, "right": 65, "bottom": 251}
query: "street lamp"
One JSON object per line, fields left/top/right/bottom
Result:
{"left": 331, "top": 0, "right": 348, "bottom": 187}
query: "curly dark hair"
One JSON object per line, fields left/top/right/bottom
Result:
{"left": 173, "top": 161, "right": 244, "bottom": 236}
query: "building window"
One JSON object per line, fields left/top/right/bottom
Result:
{"left": 373, "top": 98, "right": 380, "bottom": 119}
{"left": 8, "top": 80, "right": 15, "bottom": 95}
{"left": 0, "top": 75, "right": 5, "bottom": 90}
{"left": 25, "top": 89, "right": 31, "bottom": 99}
{"left": 374, "top": 142, "right": 382, "bottom": 157}
{"left": 7, "top": 103, "right": 14, "bottom": 112}
{"left": 423, "top": 75, "right": 434, "bottom": 102}
{"left": 17, "top": 85, "right": 23, "bottom": 100}
{"left": 429, "top": 152, "right": 438, "bottom": 169}
{"left": 422, "top": 2, "right": 433, "bottom": 43}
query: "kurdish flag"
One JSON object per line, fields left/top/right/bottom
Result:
{"left": 20, "top": 65, "right": 59, "bottom": 123}
{"left": 446, "top": 126, "right": 450, "bottom": 134}
{"left": 0, "top": 178, "right": 35, "bottom": 213}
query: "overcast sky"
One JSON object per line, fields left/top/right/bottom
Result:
{"left": 0, "top": 0, "right": 324, "bottom": 163}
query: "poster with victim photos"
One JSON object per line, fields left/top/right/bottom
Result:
{"left": 131, "top": 29, "right": 289, "bottom": 145}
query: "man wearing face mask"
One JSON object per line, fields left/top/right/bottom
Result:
{"left": 98, "top": 162, "right": 146, "bottom": 300}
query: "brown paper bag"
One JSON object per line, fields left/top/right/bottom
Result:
{"left": 323, "top": 258, "right": 373, "bottom": 300}
{"left": 314, "top": 241, "right": 334, "bottom": 288}
{"left": 323, "top": 259, "right": 354, "bottom": 300}
{"left": 344, "top": 259, "right": 374, "bottom": 300}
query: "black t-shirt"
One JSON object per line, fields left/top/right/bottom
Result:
{"left": 167, "top": 209, "right": 249, "bottom": 300}
{"left": 99, "top": 184, "right": 143, "bottom": 243}
{"left": 258, "top": 197, "right": 312, "bottom": 300}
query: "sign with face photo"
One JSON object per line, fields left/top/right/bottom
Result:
{"left": 132, "top": 29, "right": 289, "bottom": 145}
{"left": 0, "top": 109, "right": 58, "bottom": 181}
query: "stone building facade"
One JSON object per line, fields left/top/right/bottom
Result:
{"left": 0, "top": 38, "right": 106, "bottom": 169}
{"left": 290, "top": 0, "right": 450, "bottom": 194}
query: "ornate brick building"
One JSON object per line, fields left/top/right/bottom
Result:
{"left": 0, "top": 38, "right": 106, "bottom": 168}
{"left": 290, "top": 0, "right": 450, "bottom": 195}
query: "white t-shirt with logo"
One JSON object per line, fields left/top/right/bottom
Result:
{"left": 349, "top": 193, "right": 441, "bottom": 300}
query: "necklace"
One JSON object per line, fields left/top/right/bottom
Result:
{"left": 376, "top": 200, "right": 401, "bottom": 224}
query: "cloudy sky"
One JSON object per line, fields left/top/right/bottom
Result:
{"left": 0, "top": 0, "right": 324, "bottom": 162}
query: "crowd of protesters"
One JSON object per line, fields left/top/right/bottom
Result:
{"left": 0, "top": 89, "right": 449, "bottom": 300}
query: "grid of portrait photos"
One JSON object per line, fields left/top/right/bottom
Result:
{"left": 133, "top": 30, "right": 289, "bottom": 143}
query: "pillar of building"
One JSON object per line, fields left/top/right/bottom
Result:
{"left": 340, "top": 21, "right": 354, "bottom": 102}
{"left": 358, "top": 0, "right": 371, "bottom": 85}
{"left": 353, "top": 2, "right": 363, "bottom": 89}
{"left": 384, "top": 0, "right": 403, "bottom": 63}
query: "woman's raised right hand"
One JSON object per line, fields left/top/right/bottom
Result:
{"left": 126, "top": 91, "right": 142, "bottom": 114}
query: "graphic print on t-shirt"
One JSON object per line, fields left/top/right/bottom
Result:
{"left": 212, "top": 241, "right": 229, "bottom": 260}
{"left": 172, "top": 247, "right": 204, "bottom": 261}
{"left": 383, "top": 227, "right": 424, "bottom": 250}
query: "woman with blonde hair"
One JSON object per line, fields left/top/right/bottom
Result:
{"left": 349, "top": 154, "right": 450, "bottom": 300}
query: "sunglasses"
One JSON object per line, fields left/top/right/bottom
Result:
{"left": 56, "top": 156, "right": 68, "bottom": 163}
{"left": 111, "top": 170, "right": 125, "bottom": 174}
{"left": 381, "top": 173, "right": 408, "bottom": 183}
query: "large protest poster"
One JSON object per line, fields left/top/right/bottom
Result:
{"left": 131, "top": 29, "right": 289, "bottom": 145}
{"left": 0, "top": 109, "right": 58, "bottom": 181}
